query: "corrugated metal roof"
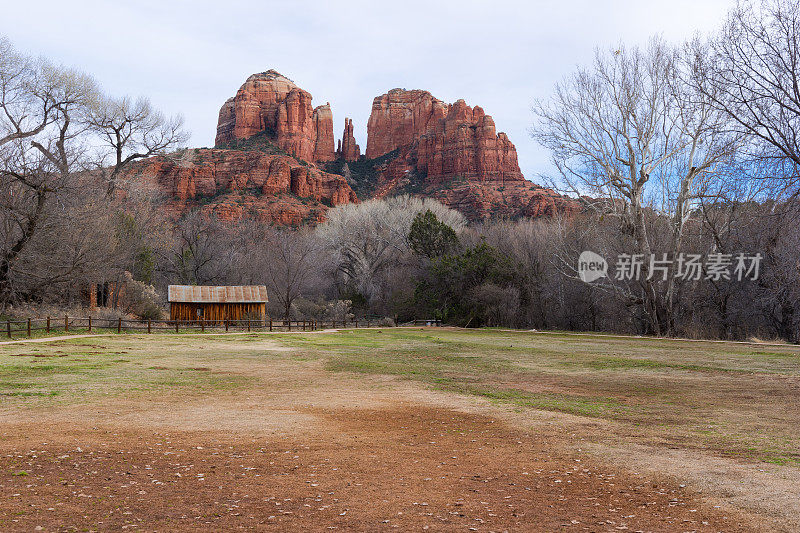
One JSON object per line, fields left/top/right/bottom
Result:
{"left": 168, "top": 285, "right": 268, "bottom": 303}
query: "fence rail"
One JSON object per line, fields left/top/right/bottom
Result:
{"left": 2, "top": 316, "right": 393, "bottom": 339}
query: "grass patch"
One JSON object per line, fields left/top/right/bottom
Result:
{"left": 456, "top": 385, "right": 633, "bottom": 419}
{"left": 579, "top": 356, "right": 764, "bottom": 374}
{"left": 1, "top": 391, "right": 59, "bottom": 397}
{"left": 278, "top": 328, "right": 800, "bottom": 465}
{"left": 0, "top": 336, "right": 257, "bottom": 402}
{"left": 2, "top": 328, "right": 799, "bottom": 466}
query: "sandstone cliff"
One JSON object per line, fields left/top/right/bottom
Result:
{"left": 362, "top": 88, "right": 577, "bottom": 220}
{"left": 215, "top": 70, "right": 335, "bottom": 162}
{"left": 128, "top": 148, "right": 357, "bottom": 225}
{"left": 365, "top": 89, "right": 447, "bottom": 159}
{"left": 149, "top": 71, "right": 579, "bottom": 225}
{"left": 365, "top": 89, "right": 523, "bottom": 182}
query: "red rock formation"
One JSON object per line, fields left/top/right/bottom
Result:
{"left": 215, "top": 70, "right": 335, "bottom": 162}
{"left": 416, "top": 101, "right": 523, "bottom": 182}
{"left": 369, "top": 169, "right": 580, "bottom": 222}
{"left": 172, "top": 75, "right": 580, "bottom": 225}
{"left": 312, "top": 104, "right": 335, "bottom": 162}
{"left": 126, "top": 148, "right": 357, "bottom": 225}
{"left": 365, "top": 89, "right": 523, "bottom": 182}
{"left": 424, "top": 180, "right": 581, "bottom": 221}
{"left": 365, "top": 89, "right": 447, "bottom": 159}
{"left": 363, "top": 88, "right": 578, "bottom": 219}
{"left": 337, "top": 118, "right": 360, "bottom": 161}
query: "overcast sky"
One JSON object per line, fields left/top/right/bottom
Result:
{"left": 3, "top": 0, "right": 734, "bottom": 181}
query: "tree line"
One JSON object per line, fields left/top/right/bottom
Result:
{"left": 530, "top": 0, "right": 800, "bottom": 340}
{"left": 1, "top": 0, "right": 799, "bottom": 340}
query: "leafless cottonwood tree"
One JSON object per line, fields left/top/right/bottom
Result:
{"left": 258, "top": 228, "right": 321, "bottom": 321}
{"left": 89, "top": 95, "right": 188, "bottom": 195}
{"left": 532, "top": 38, "right": 738, "bottom": 335}
{"left": 0, "top": 36, "right": 187, "bottom": 310}
{"left": 165, "top": 211, "right": 232, "bottom": 286}
{"left": 0, "top": 37, "right": 71, "bottom": 148}
{"left": 695, "top": 0, "right": 800, "bottom": 183}
{"left": 0, "top": 40, "right": 99, "bottom": 309}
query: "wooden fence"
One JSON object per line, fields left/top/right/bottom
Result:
{"left": 3, "top": 316, "right": 392, "bottom": 339}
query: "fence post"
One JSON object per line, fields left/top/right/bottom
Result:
{"left": 247, "top": 319, "right": 251, "bottom": 332}
{"left": 27, "top": 318, "right": 31, "bottom": 337}
{"left": 175, "top": 320, "right": 179, "bottom": 334}
{"left": 46, "top": 316, "right": 50, "bottom": 333}
{"left": 118, "top": 318, "right": 122, "bottom": 334}
{"left": 269, "top": 318, "right": 272, "bottom": 332}
{"left": 148, "top": 320, "right": 152, "bottom": 334}
{"left": 65, "top": 315, "right": 69, "bottom": 332}
{"left": 6, "top": 320, "right": 10, "bottom": 338}
{"left": 201, "top": 319, "right": 205, "bottom": 333}
{"left": 225, "top": 318, "right": 229, "bottom": 332}
{"left": 88, "top": 316, "right": 92, "bottom": 333}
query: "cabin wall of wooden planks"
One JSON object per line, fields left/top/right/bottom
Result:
{"left": 169, "top": 302, "right": 266, "bottom": 322}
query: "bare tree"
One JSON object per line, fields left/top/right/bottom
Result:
{"left": 0, "top": 53, "right": 99, "bottom": 309}
{"left": 318, "top": 195, "right": 465, "bottom": 309}
{"left": 0, "top": 37, "right": 72, "bottom": 147}
{"left": 532, "top": 37, "right": 738, "bottom": 335}
{"left": 259, "top": 228, "right": 320, "bottom": 320}
{"left": 696, "top": 0, "right": 800, "bottom": 181}
{"left": 165, "top": 211, "right": 232, "bottom": 286}
{"left": 1, "top": 36, "right": 188, "bottom": 310}
{"left": 89, "top": 95, "right": 188, "bottom": 195}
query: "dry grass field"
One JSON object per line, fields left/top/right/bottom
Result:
{"left": 0, "top": 328, "right": 798, "bottom": 531}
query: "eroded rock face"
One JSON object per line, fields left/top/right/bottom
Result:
{"left": 215, "top": 70, "right": 335, "bottom": 162}
{"left": 127, "top": 149, "right": 357, "bottom": 225}
{"left": 362, "top": 88, "right": 576, "bottom": 219}
{"left": 416, "top": 101, "right": 523, "bottom": 182}
{"left": 337, "top": 118, "right": 360, "bottom": 161}
{"left": 420, "top": 180, "right": 580, "bottom": 221}
{"left": 160, "top": 73, "right": 580, "bottom": 225}
{"left": 365, "top": 89, "right": 447, "bottom": 159}
{"left": 312, "top": 104, "right": 335, "bottom": 162}
{"left": 365, "top": 89, "right": 522, "bottom": 182}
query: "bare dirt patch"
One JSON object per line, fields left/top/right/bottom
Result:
{"left": 0, "top": 406, "right": 760, "bottom": 532}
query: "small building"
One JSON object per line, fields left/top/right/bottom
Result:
{"left": 168, "top": 285, "right": 268, "bottom": 322}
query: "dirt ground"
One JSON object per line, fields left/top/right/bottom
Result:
{"left": 0, "top": 332, "right": 791, "bottom": 531}
{"left": 0, "top": 408, "right": 760, "bottom": 532}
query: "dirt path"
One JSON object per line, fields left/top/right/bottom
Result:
{"left": 0, "top": 334, "right": 110, "bottom": 345}
{"left": 0, "top": 328, "right": 348, "bottom": 346}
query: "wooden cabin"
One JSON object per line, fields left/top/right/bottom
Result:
{"left": 168, "top": 285, "right": 268, "bottom": 322}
